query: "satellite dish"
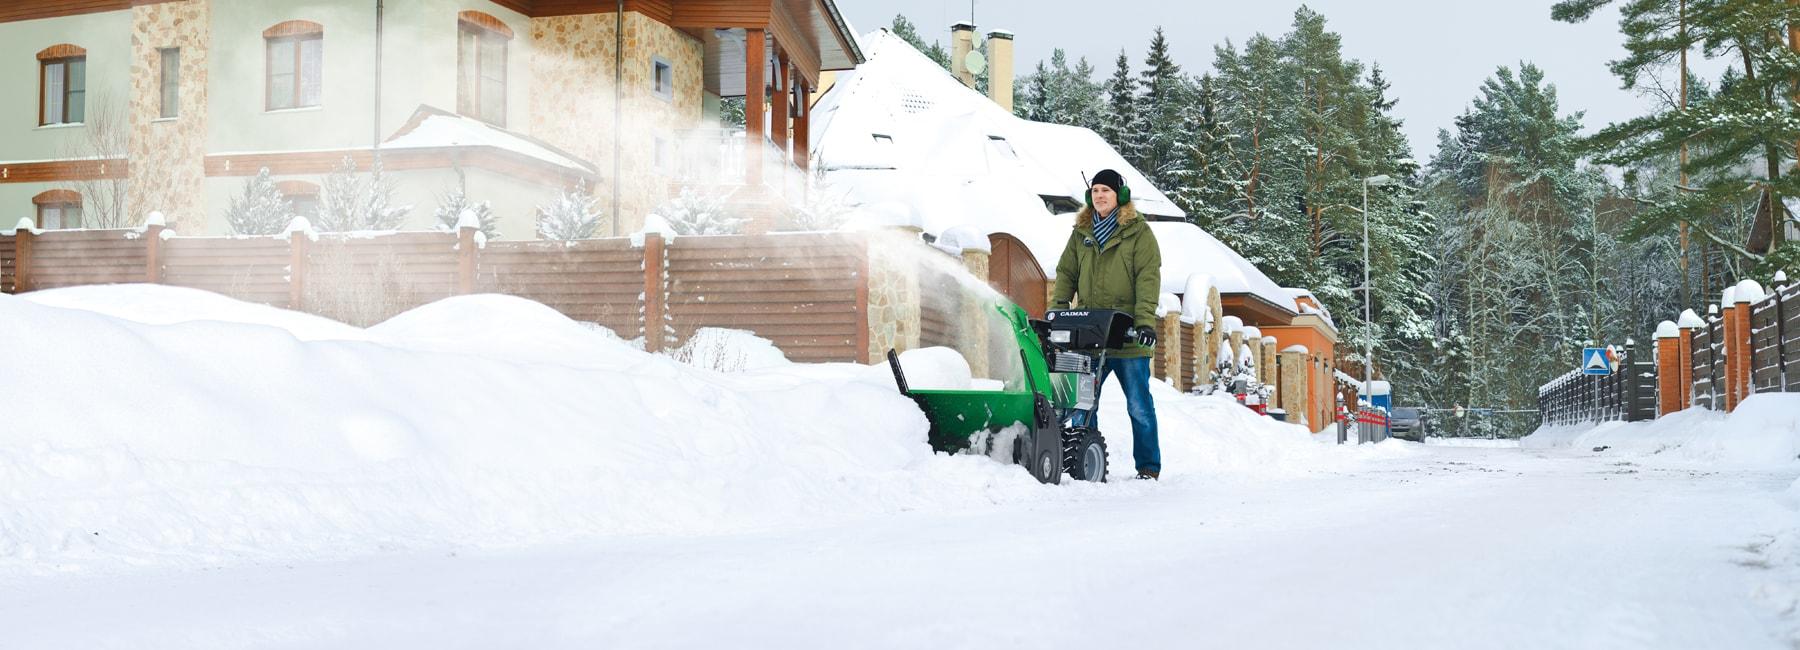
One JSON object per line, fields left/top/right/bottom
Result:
{"left": 964, "top": 50, "right": 987, "bottom": 74}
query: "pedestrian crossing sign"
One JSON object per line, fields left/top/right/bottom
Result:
{"left": 1582, "top": 347, "right": 1612, "bottom": 375}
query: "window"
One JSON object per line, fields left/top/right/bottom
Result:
{"left": 871, "top": 133, "right": 894, "bottom": 146}
{"left": 652, "top": 57, "right": 673, "bottom": 101}
{"left": 457, "top": 11, "right": 511, "bottom": 125}
{"left": 33, "top": 190, "right": 82, "bottom": 229}
{"left": 159, "top": 48, "right": 180, "bottom": 118}
{"left": 264, "top": 21, "right": 323, "bottom": 111}
{"left": 276, "top": 181, "right": 320, "bottom": 218}
{"left": 37, "top": 44, "right": 86, "bottom": 125}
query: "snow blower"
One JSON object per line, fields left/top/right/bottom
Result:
{"left": 888, "top": 302, "right": 1135, "bottom": 484}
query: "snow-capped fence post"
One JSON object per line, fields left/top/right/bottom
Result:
{"left": 1655, "top": 322, "right": 1682, "bottom": 416}
{"left": 143, "top": 220, "right": 165, "bottom": 284}
{"left": 12, "top": 222, "right": 33, "bottom": 293}
{"left": 288, "top": 228, "right": 308, "bottom": 312}
{"left": 455, "top": 225, "right": 477, "bottom": 295}
{"left": 641, "top": 232, "right": 666, "bottom": 353}
{"left": 1773, "top": 276, "right": 1790, "bottom": 392}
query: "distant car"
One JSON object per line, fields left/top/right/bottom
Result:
{"left": 1389, "top": 407, "right": 1426, "bottom": 441}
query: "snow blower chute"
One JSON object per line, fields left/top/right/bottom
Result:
{"left": 888, "top": 302, "right": 1135, "bottom": 484}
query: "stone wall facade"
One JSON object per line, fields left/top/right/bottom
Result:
{"left": 959, "top": 248, "right": 991, "bottom": 378}
{"left": 1279, "top": 347, "right": 1309, "bottom": 426}
{"left": 527, "top": 11, "right": 702, "bottom": 236}
{"left": 866, "top": 230, "right": 922, "bottom": 363}
{"left": 127, "top": 0, "right": 209, "bottom": 231}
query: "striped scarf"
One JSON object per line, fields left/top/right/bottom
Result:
{"left": 1092, "top": 208, "right": 1120, "bottom": 249}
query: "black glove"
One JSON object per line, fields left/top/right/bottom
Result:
{"left": 1134, "top": 325, "right": 1158, "bottom": 347}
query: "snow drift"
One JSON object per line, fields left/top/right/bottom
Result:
{"left": 0, "top": 285, "right": 1345, "bottom": 575}
{"left": 1523, "top": 394, "right": 1800, "bottom": 468}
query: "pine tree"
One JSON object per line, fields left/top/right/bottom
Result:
{"left": 317, "top": 156, "right": 410, "bottom": 232}
{"left": 655, "top": 187, "right": 743, "bottom": 235}
{"left": 536, "top": 180, "right": 603, "bottom": 240}
{"left": 1137, "top": 27, "right": 1191, "bottom": 190}
{"left": 224, "top": 167, "right": 294, "bottom": 236}
{"left": 434, "top": 179, "right": 500, "bottom": 240}
{"left": 1100, "top": 50, "right": 1147, "bottom": 166}
{"left": 1553, "top": 0, "right": 1797, "bottom": 269}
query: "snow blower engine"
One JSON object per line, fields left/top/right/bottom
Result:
{"left": 888, "top": 303, "right": 1134, "bottom": 484}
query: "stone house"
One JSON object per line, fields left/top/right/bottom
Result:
{"left": 0, "top": 0, "right": 861, "bottom": 238}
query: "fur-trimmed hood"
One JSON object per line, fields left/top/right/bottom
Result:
{"left": 1073, "top": 202, "right": 1144, "bottom": 230}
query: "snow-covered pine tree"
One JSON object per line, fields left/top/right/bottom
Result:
{"left": 535, "top": 179, "right": 603, "bottom": 241}
{"left": 655, "top": 187, "right": 743, "bottom": 236}
{"left": 1137, "top": 27, "right": 1192, "bottom": 191}
{"left": 1554, "top": 0, "right": 1795, "bottom": 272}
{"left": 317, "top": 156, "right": 411, "bottom": 232}
{"left": 1099, "top": 50, "right": 1147, "bottom": 165}
{"left": 224, "top": 167, "right": 294, "bottom": 236}
{"left": 434, "top": 176, "right": 500, "bottom": 239}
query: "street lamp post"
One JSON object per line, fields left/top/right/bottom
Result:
{"left": 1360, "top": 174, "right": 1393, "bottom": 442}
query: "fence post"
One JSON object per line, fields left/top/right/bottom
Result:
{"left": 642, "top": 232, "right": 666, "bottom": 353}
{"left": 14, "top": 225, "right": 33, "bottom": 293}
{"left": 144, "top": 222, "right": 165, "bottom": 283}
{"left": 456, "top": 226, "right": 477, "bottom": 295}
{"left": 1777, "top": 283, "right": 1789, "bottom": 392}
{"left": 288, "top": 229, "right": 308, "bottom": 312}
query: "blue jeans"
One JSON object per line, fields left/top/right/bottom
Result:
{"left": 1073, "top": 356, "right": 1160, "bottom": 474}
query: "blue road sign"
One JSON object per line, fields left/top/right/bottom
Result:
{"left": 1581, "top": 347, "right": 1612, "bottom": 375}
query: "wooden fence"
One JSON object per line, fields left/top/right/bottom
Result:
{"left": 1542, "top": 278, "right": 1800, "bottom": 428}
{"left": 1536, "top": 342, "right": 1656, "bottom": 426}
{"left": 0, "top": 225, "right": 872, "bottom": 363}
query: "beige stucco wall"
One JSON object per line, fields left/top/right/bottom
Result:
{"left": 0, "top": 11, "right": 132, "bottom": 164}
{"left": 206, "top": 2, "right": 376, "bottom": 154}
{"left": 128, "top": 0, "right": 210, "bottom": 231}
{"left": 377, "top": 0, "right": 532, "bottom": 136}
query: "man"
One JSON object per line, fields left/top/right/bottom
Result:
{"left": 1052, "top": 169, "right": 1163, "bottom": 480}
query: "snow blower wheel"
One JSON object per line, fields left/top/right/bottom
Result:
{"left": 1063, "top": 426, "right": 1108, "bottom": 482}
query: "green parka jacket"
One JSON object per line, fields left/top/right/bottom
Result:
{"left": 1050, "top": 203, "right": 1162, "bottom": 359}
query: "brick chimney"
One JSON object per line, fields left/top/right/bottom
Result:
{"left": 986, "top": 29, "right": 1014, "bottom": 112}
{"left": 950, "top": 22, "right": 977, "bottom": 89}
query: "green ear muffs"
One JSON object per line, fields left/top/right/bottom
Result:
{"left": 1084, "top": 184, "right": 1131, "bottom": 207}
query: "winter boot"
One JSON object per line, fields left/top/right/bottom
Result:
{"left": 1135, "top": 470, "right": 1159, "bottom": 480}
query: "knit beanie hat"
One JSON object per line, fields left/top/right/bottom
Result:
{"left": 1090, "top": 169, "right": 1125, "bottom": 194}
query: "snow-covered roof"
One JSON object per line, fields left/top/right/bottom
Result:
{"left": 811, "top": 28, "right": 1184, "bottom": 219}
{"left": 812, "top": 29, "right": 1309, "bottom": 319}
{"left": 384, "top": 106, "right": 594, "bottom": 173}
{"left": 1150, "top": 222, "right": 1293, "bottom": 312}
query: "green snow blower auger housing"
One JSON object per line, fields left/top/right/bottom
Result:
{"left": 888, "top": 302, "right": 1134, "bottom": 485}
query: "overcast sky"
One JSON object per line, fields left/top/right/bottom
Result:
{"left": 838, "top": 0, "right": 1665, "bottom": 162}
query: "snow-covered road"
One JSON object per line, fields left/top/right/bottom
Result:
{"left": 7, "top": 443, "right": 1795, "bottom": 650}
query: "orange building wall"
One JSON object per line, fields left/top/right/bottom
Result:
{"left": 1263, "top": 324, "right": 1337, "bottom": 432}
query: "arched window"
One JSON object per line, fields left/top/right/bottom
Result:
{"left": 457, "top": 11, "right": 511, "bottom": 125}
{"left": 33, "top": 189, "right": 82, "bottom": 229}
{"left": 275, "top": 180, "right": 320, "bottom": 218}
{"left": 264, "top": 20, "right": 323, "bottom": 110}
{"left": 37, "top": 44, "right": 87, "bottom": 125}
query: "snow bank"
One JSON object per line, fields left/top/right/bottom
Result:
{"left": 0, "top": 286, "right": 1365, "bottom": 575}
{"left": 1522, "top": 394, "right": 1800, "bottom": 467}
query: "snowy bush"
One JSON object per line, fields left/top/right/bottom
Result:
{"left": 224, "top": 167, "right": 293, "bottom": 236}
{"left": 535, "top": 179, "right": 604, "bottom": 241}
{"left": 667, "top": 327, "right": 789, "bottom": 373}
{"left": 654, "top": 187, "right": 743, "bottom": 236}
{"left": 316, "top": 156, "right": 411, "bottom": 232}
{"left": 434, "top": 185, "right": 499, "bottom": 239}
{"left": 776, "top": 185, "right": 852, "bottom": 232}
